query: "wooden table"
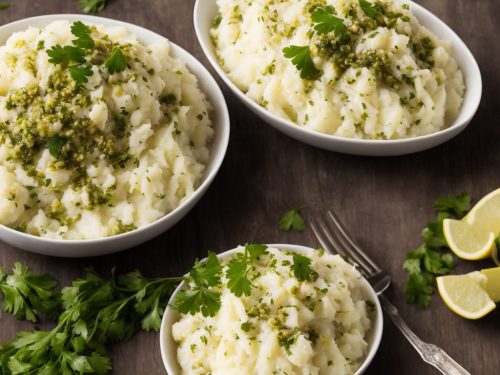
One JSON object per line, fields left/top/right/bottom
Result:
{"left": 0, "top": 0, "right": 498, "bottom": 374}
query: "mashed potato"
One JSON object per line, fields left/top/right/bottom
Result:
{"left": 172, "top": 246, "right": 374, "bottom": 375}
{"left": 0, "top": 21, "right": 213, "bottom": 239}
{"left": 212, "top": 0, "right": 465, "bottom": 139}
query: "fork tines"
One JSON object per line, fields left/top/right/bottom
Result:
{"left": 311, "top": 210, "right": 382, "bottom": 278}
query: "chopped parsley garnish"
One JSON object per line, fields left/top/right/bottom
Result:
{"left": 240, "top": 322, "right": 253, "bottom": 332}
{"left": 171, "top": 252, "right": 223, "bottom": 317}
{"left": 279, "top": 204, "right": 307, "bottom": 231}
{"left": 105, "top": 47, "right": 127, "bottom": 74}
{"left": 404, "top": 193, "right": 471, "bottom": 308}
{"left": 226, "top": 243, "right": 268, "bottom": 297}
{"left": 282, "top": 46, "right": 321, "bottom": 80}
{"left": 46, "top": 136, "right": 67, "bottom": 158}
{"left": 359, "top": 0, "right": 382, "bottom": 18}
{"left": 79, "top": 0, "right": 106, "bottom": 13}
{"left": 311, "top": 5, "right": 347, "bottom": 37}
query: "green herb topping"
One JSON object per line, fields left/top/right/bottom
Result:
{"left": 282, "top": 46, "right": 321, "bottom": 80}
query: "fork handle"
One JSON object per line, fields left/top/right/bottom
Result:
{"left": 380, "top": 295, "right": 471, "bottom": 375}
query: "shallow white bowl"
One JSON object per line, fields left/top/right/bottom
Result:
{"left": 194, "top": 0, "right": 481, "bottom": 156}
{"left": 0, "top": 15, "right": 230, "bottom": 257}
{"left": 160, "top": 244, "right": 384, "bottom": 375}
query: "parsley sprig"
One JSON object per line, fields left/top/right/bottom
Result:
{"left": 226, "top": 244, "right": 268, "bottom": 297}
{"left": 292, "top": 254, "right": 316, "bottom": 281}
{"left": 282, "top": 46, "right": 321, "bottom": 80}
{"left": 105, "top": 47, "right": 127, "bottom": 74}
{"left": 403, "top": 193, "right": 471, "bottom": 308}
{"left": 0, "top": 267, "right": 181, "bottom": 374}
{"left": 0, "top": 263, "right": 60, "bottom": 322}
{"left": 171, "top": 252, "right": 223, "bottom": 317}
{"left": 46, "top": 21, "right": 94, "bottom": 85}
{"left": 311, "top": 5, "right": 347, "bottom": 37}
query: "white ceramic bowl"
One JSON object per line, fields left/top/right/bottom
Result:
{"left": 160, "top": 244, "right": 384, "bottom": 375}
{"left": 194, "top": 0, "right": 481, "bottom": 156}
{"left": 0, "top": 15, "right": 230, "bottom": 257}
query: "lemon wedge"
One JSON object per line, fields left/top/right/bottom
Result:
{"left": 442, "top": 219, "right": 495, "bottom": 260}
{"left": 480, "top": 267, "right": 500, "bottom": 301}
{"left": 437, "top": 270, "right": 497, "bottom": 320}
{"left": 443, "top": 188, "right": 500, "bottom": 260}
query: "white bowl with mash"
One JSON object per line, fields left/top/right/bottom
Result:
{"left": 0, "top": 15, "right": 229, "bottom": 257}
{"left": 194, "top": 0, "right": 481, "bottom": 155}
{"left": 160, "top": 244, "right": 383, "bottom": 375}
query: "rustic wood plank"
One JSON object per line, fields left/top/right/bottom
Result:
{"left": 0, "top": 0, "right": 499, "bottom": 374}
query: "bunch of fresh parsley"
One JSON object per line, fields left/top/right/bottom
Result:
{"left": 0, "top": 264, "right": 181, "bottom": 374}
{"left": 79, "top": 0, "right": 106, "bottom": 13}
{"left": 46, "top": 21, "right": 127, "bottom": 86}
{"left": 403, "top": 193, "right": 471, "bottom": 308}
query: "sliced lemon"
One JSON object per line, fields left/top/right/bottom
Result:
{"left": 480, "top": 267, "right": 500, "bottom": 302}
{"left": 437, "top": 271, "right": 496, "bottom": 320}
{"left": 442, "top": 219, "right": 495, "bottom": 260}
{"left": 466, "top": 187, "right": 500, "bottom": 224}
{"left": 493, "top": 246, "right": 500, "bottom": 267}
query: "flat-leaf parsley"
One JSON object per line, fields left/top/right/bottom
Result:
{"left": 282, "top": 46, "right": 321, "bottom": 80}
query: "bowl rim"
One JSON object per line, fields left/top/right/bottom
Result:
{"left": 0, "top": 14, "right": 230, "bottom": 245}
{"left": 194, "top": 0, "right": 482, "bottom": 147}
{"left": 160, "top": 243, "right": 384, "bottom": 375}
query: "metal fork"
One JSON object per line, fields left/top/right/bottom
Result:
{"left": 311, "top": 211, "right": 471, "bottom": 375}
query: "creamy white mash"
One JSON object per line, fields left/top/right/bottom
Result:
{"left": 0, "top": 21, "right": 213, "bottom": 239}
{"left": 172, "top": 246, "right": 374, "bottom": 375}
{"left": 212, "top": 0, "right": 465, "bottom": 139}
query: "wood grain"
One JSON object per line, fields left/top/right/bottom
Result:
{"left": 0, "top": 0, "right": 499, "bottom": 374}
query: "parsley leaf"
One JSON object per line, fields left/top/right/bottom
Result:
{"left": 47, "top": 136, "right": 67, "bottom": 158}
{"left": 283, "top": 46, "right": 321, "bottom": 80}
{"left": 68, "top": 63, "right": 93, "bottom": 85}
{"left": 0, "top": 3, "right": 9, "bottom": 10}
{"left": 359, "top": 0, "right": 382, "bottom": 18}
{"left": 79, "top": 0, "right": 106, "bottom": 13}
{"left": 434, "top": 192, "right": 471, "bottom": 217}
{"left": 279, "top": 204, "right": 307, "bottom": 231}
{"left": 311, "top": 5, "right": 347, "bottom": 37}
{"left": 71, "top": 21, "right": 94, "bottom": 49}
{"left": 226, "top": 244, "right": 268, "bottom": 297}
{"left": 292, "top": 254, "right": 315, "bottom": 281}
{"left": 105, "top": 47, "right": 127, "bottom": 74}
{"left": 172, "top": 252, "right": 223, "bottom": 317}
{"left": 0, "top": 263, "right": 60, "bottom": 322}
{"left": 46, "top": 45, "right": 86, "bottom": 65}
{"left": 405, "top": 272, "right": 434, "bottom": 309}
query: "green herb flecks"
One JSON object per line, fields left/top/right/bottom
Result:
{"left": 283, "top": 46, "right": 321, "bottom": 80}
{"left": 404, "top": 193, "right": 471, "bottom": 308}
{"left": 105, "top": 47, "right": 127, "bottom": 74}
{"left": 311, "top": 5, "right": 347, "bottom": 37}
{"left": 279, "top": 204, "right": 308, "bottom": 232}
